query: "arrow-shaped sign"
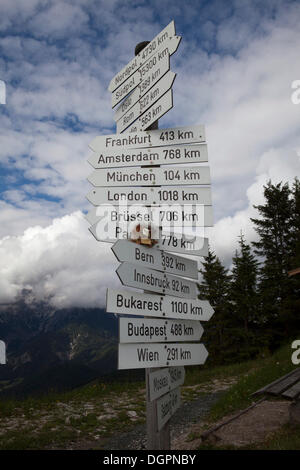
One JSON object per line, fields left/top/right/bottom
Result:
{"left": 157, "top": 387, "right": 181, "bottom": 431}
{"left": 116, "top": 262, "right": 198, "bottom": 298}
{"left": 119, "top": 317, "right": 203, "bottom": 343}
{"left": 118, "top": 342, "right": 209, "bottom": 369}
{"left": 114, "top": 55, "right": 170, "bottom": 122}
{"left": 111, "top": 37, "right": 180, "bottom": 108}
{"left": 89, "top": 125, "right": 206, "bottom": 153}
{"left": 109, "top": 21, "right": 176, "bottom": 93}
{"left": 149, "top": 367, "right": 185, "bottom": 401}
{"left": 87, "top": 165, "right": 210, "bottom": 187}
{"left": 111, "top": 239, "right": 198, "bottom": 279}
{"left": 88, "top": 223, "right": 209, "bottom": 257}
{"left": 107, "top": 288, "right": 215, "bottom": 321}
{"left": 85, "top": 205, "right": 214, "bottom": 227}
{"left": 86, "top": 186, "right": 212, "bottom": 206}
{"left": 87, "top": 143, "right": 208, "bottom": 169}
{"left": 115, "top": 71, "right": 176, "bottom": 133}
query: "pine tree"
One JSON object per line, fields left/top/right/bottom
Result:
{"left": 250, "top": 180, "right": 296, "bottom": 348}
{"left": 230, "top": 233, "right": 260, "bottom": 359}
{"left": 198, "top": 248, "right": 232, "bottom": 364}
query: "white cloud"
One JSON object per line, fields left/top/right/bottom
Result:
{"left": 0, "top": 0, "right": 300, "bottom": 307}
{"left": 0, "top": 211, "right": 120, "bottom": 308}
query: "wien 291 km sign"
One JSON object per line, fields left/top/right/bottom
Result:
{"left": 118, "top": 342, "right": 208, "bottom": 369}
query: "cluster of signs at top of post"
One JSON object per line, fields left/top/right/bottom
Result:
{"left": 109, "top": 20, "right": 181, "bottom": 133}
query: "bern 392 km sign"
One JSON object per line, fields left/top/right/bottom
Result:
{"left": 86, "top": 20, "right": 214, "bottom": 445}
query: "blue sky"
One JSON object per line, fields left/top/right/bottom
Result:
{"left": 0, "top": 0, "right": 300, "bottom": 308}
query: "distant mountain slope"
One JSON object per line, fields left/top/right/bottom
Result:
{"left": 0, "top": 297, "right": 118, "bottom": 397}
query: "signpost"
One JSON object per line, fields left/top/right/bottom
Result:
{"left": 114, "top": 56, "right": 170, "bottom": 122}
{"left": 87, "top": 165, "right": 211, "bottom": 187}
{"left": 106, "top": 288, "right": 215, "bottom": 322}
{"left": 86, "top": 22, "right": 215, "bottom": 450}
{"left": 116, "top": 262, "right": 198, "bottom": 299}
{"left": 89, "top": 124, "right": 206, "bottom": 152}
{"left": 119, "top": 317, "right": 204, "bottom": 343}
{"left": 111, "top": 38, "right": 181, "bottom": 107}
{"left": 108, "top": 21, "right": 176, "bottom": 93}
{"left": 89, "top": 225, "right": 209, "bottom": 256}
{"left": 115, "top": 72, "right": 176, "bottom": 133}
{"left": 118, "top": 342, "right": 208, "bottom": 369}
{"left": 148, "top": 367, "right": 185, "bottom": 401}
{"left": 112, "top": 240, "right": 199, "bottom": 279}
{"left": 87, "top": 143, "right": 208, "bottom": 168}
{"left": 86, "top": 186, "right": 212, "bottom": 206}
{"left": 85, "top": 204, "right": 214, "bottom": 230}
{"left": 157, "top": 388, "right": 181, "bottom": 431}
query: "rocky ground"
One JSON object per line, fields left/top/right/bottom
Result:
{"left": 1, "top": 376, "right": 292, "bottom": 450}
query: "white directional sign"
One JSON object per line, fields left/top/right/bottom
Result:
{"left": 111, "top": 37, "right": 180, "bottom": 108}
{"left": 118, "top": 342, "right": 209, "bottom": 369}
{"left": 116, "top": 262, "right": 198, "bottom": 299}
{"left": 88, "top": 222, "right": 209, "bottom": 257}
{"left": 114, "top": 55, "right": 170, "bottom": 123}
{"left": 109, "top": 21, "right": 176, "bottom": 93}
{"left": 130, "top": 89, "right": 174, "bottom": 133}
{"left": 86, "top": 186, "right": 212, "bottom": 206}
{"left": 158, "top": 232, "right": 209, "bottom": 256}
{"left": 107, "top": 288, "right": 215, "bottom": 322}
{"left": 88, "top": 165, "right": 210, "bottom": 187}
{"left": 112, "top": 240, "right": 198, "bottom": 279}
{"left": 87, "top": 144, "right": 208, "bottom": 169}
{"left": 116, "top": 72, "right": 176, "bottom": 133}
{"left": 119, "top": 317, "right": 203, "bottom": 343}
{"left": 89, "top": 125, "right": 206, "bottom": 153}
{"left": 149, "top": 367, "right": 185, "bottom": 401}
{"left": 0, "top": 340, "right": 6, "bottom": 365}
{"left": 157, "top": 387, "right": 181, "bottom": 431}
{"left": 85, "top": 205, "right": 214, "bottom": 228}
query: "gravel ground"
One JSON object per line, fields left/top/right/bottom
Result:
{"left": 100, "top": 391, "right": 224, "bottom": 450}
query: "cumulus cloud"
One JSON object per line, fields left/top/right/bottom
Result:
{"left": 0, "top": 0, "right": 300, "bottom": 307}
{"left": 0, "top": 211, "right": 120, "bottom": 308}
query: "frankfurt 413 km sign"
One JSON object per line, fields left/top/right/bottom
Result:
{"left": 86, "top": 20, "right": 214, "bottom": 450}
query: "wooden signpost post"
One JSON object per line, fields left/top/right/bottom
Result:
{"left": 86, "top": 21, "right": 214, "bottom": 450}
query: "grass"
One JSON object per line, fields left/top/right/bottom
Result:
{"left": 0, "top": 342, "right": 299, "bottom": 450}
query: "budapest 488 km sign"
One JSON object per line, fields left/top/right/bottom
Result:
{"left": 86, "top": 20, "right": 214, "bottom": 447}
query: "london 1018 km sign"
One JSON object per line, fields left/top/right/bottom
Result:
{"left": 86, "top": 20, "right": 215, "bottom": 443}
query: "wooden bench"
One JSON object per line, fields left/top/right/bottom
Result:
{"left": 252, "top": 367, "right": 300, "bottom": 425}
